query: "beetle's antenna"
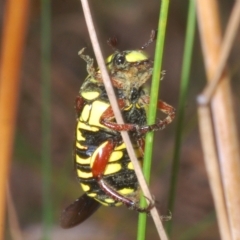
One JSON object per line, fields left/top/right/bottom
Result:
{"left": 141, "top": 30, "right": 157, "bottom": 50}
{"left": 107, "top": 36, "right": 118, "bottom": 51}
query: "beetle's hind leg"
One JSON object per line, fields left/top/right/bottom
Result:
{"left": 97, "top": 177, "right": 154, "bottom": 213}
{"left": 91, "top": 139, "right": 154, "bottom": 213}
{"left": 136, "top": 196, "right": 155, "bottom": 213}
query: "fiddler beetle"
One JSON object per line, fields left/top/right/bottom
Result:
{"left": 60, "top": 31, "right": 175, "bottom": 228}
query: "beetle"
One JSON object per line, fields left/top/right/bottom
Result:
{"left": 60, "top": 32, "right": 175, "bottom": 228}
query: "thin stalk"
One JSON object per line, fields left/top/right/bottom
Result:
{"left": 196, "top": 3, "right": 240, "bottom": 238}
{"left": 197, "top": 105, "right": 231, "bottom": 240}
{"left": 41, "top": 0, "right": 52, "bottom": 239}
{"left": 137, "top": 1, "right": 170, "bottom": 240}
{"left": 166, "top": 0, "right": 196, "bottom": 235}
{"left": 196, "top": 0, "right": 240, "bottom": 239}
{"left": 197, "top": 0, "right": 240, "bottom": 105}
{"left": 0, "top": 0, "right": 29, "bottom": 238}
{"left": 80, "top": 1, "right": 168, "bottom": 239}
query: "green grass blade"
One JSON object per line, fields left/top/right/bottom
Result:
{"left": 41, "top": 0, "right": 52, "bottom": 239}
{"left": 166, "top": 0, "right": 196, "bottom": 235}
{"left": 137, "top": 1, "right": 170, "bottom": 239}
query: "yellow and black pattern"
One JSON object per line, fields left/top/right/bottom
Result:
{"left": 75, "top": 79, "right": 146, "bottom": 206}
{"left": 61, "top": 34, "right": 175, "bottom": 228}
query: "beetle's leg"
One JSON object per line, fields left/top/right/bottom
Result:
{"left": 78, "top": 48, "right": 97, "bottom": 78}
{"left": 100, "top": 98, "right": 175, "bottom": 134}
{"left": 136, "top": 138, "right": 145, "bottom": 157}
{"left": 91, "top": 140, "right": 116, "bottom": 178}
{"left": 97, "top": 177, "right": 154, "bottom": 213}
{"left": 100, "top": 99, "right": 141, "bottom": 131}
{"left": 91, "top": 139, "right": 154, "bottom": 213}
{"left": 75, "top": 96, "right": 85, "bottom": 117}
{"left": 158, "top": 99, "right": 176, "bottom": 125}
{"left": 135, "top": 99, "right": 176, "bottom": 135}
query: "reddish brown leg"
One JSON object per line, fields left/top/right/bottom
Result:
{"left": 91, "top": 139, "right": 154, "bottom": 212}
{"left": 100, "top": 98, "right": 175, "bottom": 135}
{"left": 157, "top": 100, "right": 176, "bottom": 126}
{"left": 100, "top": 98, "right": 143, "bottom": 131}
{"left": 92, "top": 140, "right": 115, "bottom": 178}
{"left": 97, "top": 178, "right": 154, "bottom": 213}
{"left": 134, "top": 99, "right": 176, "bottom": 135}
{"left": 137, "top": 138, "right": 145, "bottom": 157}
{"left": 75, "top": 96, "right": 85, "bottom": 116}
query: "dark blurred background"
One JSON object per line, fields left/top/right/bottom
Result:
{"left": 1, "top": 0, "right": 239, "bottom": 239}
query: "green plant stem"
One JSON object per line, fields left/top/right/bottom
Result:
{"left": 166, "top": 0, "right": 196, "bottom": 235}
{"left": 137, "top": 1, "right": 170, "bottom": 239}
{"left": 41, "top": 0, "right": 52, "bottom": 239}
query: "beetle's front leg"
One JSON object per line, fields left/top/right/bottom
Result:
{"left": 78, "top": 48, "right": 97, "bottom": 78}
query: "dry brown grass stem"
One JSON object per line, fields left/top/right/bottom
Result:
{"left": 0, "top": 0, "right": 29, "bottom": 239}
{"left": 80, "top": 0, "right": 168, "bottom": 239}
{"left": 196, "top": 0, "right": 240, "bottom": 239}
{"left": 197, "top": 0, "right": 240, "bottom": 105}
{"left": 197, "top": 106, "right": 232, "bottom": 240}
